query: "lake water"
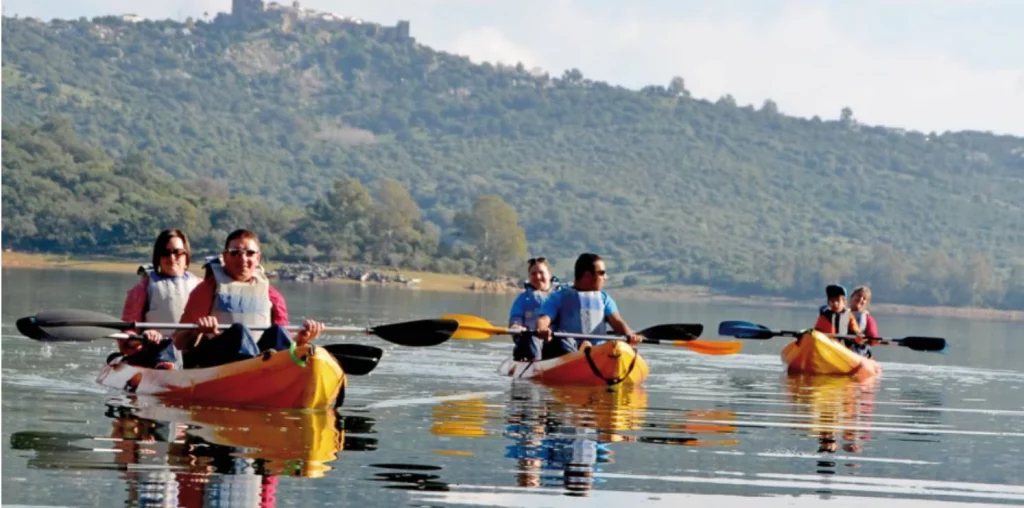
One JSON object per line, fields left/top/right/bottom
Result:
{"left": 2, "top": 268, "right": 1023, "bottom": 507}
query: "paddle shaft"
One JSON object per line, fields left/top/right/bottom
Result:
{"left": 45, "top": 321, "right": 375, "bottom": 334}
{"left": 740, "top": 326, "right": 920, "bottom": 345}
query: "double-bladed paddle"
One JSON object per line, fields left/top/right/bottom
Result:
{"left": 16, "top": 308, "right": 459, "bottom": 348}
{"left": 441, "top": 314, "right": 742, "bottom": 355}
{"left": 106, "top": 331, "right": 384, "bottom": 376}
{"left": 717, "top": 320, "right": 947, "bottom": 353}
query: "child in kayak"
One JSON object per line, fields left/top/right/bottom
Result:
{"left": 848, "top": 285, "right": 879, "bottom": 355}
{"left": 508, "top": 257, "right": 561, "bottom": 361}
{"left": 813, "top": 284, "right": 873, "bottom": 357}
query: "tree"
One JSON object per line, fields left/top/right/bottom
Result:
{"left": 840, "top": 106, "right": 855, "bottom": 126}
{"left": 454, "top": 195, "right": 527, "bottom": 274}
{"left": 668, "top": 76, "right": 689, "bottom": 97}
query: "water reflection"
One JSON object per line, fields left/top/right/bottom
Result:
{"left": 784, "top": 375, "right": 879, "bottom": 466}
{"left": 10, "top": 400, "right": 378, "bottom": 507}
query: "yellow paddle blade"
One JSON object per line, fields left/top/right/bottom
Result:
{"left": 679, "top": 340, "right": 743, "bottom": 355}
{"left": 439, "top": 314, "right": 512, "bottom": 340}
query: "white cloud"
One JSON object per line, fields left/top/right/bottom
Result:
{"left": 450, "top": 26, "right": 536, "bottom": 67}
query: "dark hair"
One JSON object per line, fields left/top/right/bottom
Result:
{"left": 223, "top": 229, "right": 260, "bottom": 250}
{"left": 527, "top": 257, "right": 548, "bottom": 268}
{"left": 826, "top": 284, "right": 847, "bottom": 299}
{"left": 574, "top": 253, "right": 603, "bottom": 280}
{"left": 151, "top": 229, "right": 192, "bottom": 271}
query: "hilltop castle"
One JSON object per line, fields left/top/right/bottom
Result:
{"left": 227, "top": 0, "right": 411, "bottom": 41}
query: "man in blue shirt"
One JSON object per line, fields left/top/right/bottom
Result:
{"left": 534, "top": 253, "right": 641, "bottom": 359}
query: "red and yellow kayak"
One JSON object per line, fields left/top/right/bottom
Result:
{"left": 497, "top": 340, "right": 649, "bottom": 386}
{"left": 96, "top": 344, "right": 346, "bottom": 409}
{"left": 782, "top": 330, "right": 882, "bottom": 381}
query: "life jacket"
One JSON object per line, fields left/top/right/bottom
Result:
{"left": 820, "top": 305, "right": 872, "bottom": 357}
{"left": 551, "top": 288, "right": 609, "bottom": 344}
{"left": 203, "top": 256, "right": 272, "bottom": 328}
{"left": 514, "top": 281, "right": 561, "bottom": 329}
{"left": 818, "top": 305, "right": 853, "bottom": 334}
{"left": 849, "top": 310, "right": 869, "bottom": 336}
{"left": 137, "top": 264, "right": 200, "bottom": 336}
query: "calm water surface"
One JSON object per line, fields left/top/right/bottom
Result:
{"left": 2, "top": 268, "right": 1023, "bottom": 507}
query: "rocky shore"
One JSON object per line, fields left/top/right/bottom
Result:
{"left": 267, "top": 262, "right": 521, "bottom": 292}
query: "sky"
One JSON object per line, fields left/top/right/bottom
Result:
{"left": 5, "top": 0, "right": 1023, "bottom": 135}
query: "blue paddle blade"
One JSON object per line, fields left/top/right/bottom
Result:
{"left": 717, "top": 321, "right": 777, "bottom": 340}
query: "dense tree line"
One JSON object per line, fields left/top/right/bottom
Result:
{"left": 2, "top": 15, "right": 1022, "bottom": 308}
{"left": 1, "top": 119, "right": 528, "bottom": 274}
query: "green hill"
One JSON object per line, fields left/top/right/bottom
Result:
{"left": 3, "top": 11, "right": 1023, "bottom": 308}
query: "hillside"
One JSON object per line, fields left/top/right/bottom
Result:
{"left": 3, "top": 12, "right": 1023, "bottom": 308}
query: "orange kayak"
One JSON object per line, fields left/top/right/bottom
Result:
{"left": 96, "top": 344, "right": 346, "bottom": 409}
{"left": 782, "top": 330, "right": 882, "bottom": 381}
{"left": 497, "top": 340, "right": 649, "bottom": 386}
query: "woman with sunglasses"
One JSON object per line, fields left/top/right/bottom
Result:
{"left": 115, "top": 229, "right": 201, "bottom": 369}
{"left": 173, "top": 229, "right": 324, "bottom": 369}
{"left": 508, "top": 257, "right": 561, "bottom": 361}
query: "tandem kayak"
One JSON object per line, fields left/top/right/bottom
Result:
{"left": 497, "top": 341, "right": 649, "bottom": 386}
{"left": 96, "top": 344, "right": 346, "bottom": 409}
{"left": 781, "top": 330, "right": 882, "bottom": 381}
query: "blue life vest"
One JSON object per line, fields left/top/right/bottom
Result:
{"left": 552, "top": 288, "right": 609, "bottom": 346}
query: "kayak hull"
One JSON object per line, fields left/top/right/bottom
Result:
{"left": 96, "top": 344, "right": 346, "bottom": 409}
{"left": 781, "top": 330, "right": 881, "bottom": 381}
{"left": 497, "top": 340, "right": 649, "bottom": 386}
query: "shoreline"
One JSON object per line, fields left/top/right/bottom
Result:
{"left": 4, "top": 251, "right": 1022, "bottom": 322}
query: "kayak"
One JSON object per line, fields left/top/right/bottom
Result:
{"left": 497, "top": 340, "right": 649, "bottom": 386}
{"left": 96, "top": 344, "right": 346, "bottom": 409}
{"left": 781, "top": 330, "right": 882, "bottom": 381}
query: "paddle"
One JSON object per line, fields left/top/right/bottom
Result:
{"left": 16, "top": 308, "right": 458, "bottom": 348}
{"left": 441, "top": 314, "right": 742, "bottom": 356}
{"left": 717, "top": 320, "right": 947, "bottom": 353}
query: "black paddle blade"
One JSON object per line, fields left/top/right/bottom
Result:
{"left": 895, "top": 336, "right": 948, "bottom": 353}
{"left": 369, "top": 319, "right": 459, "bottom": 347}
{"left": 323, "top": 344, "right": 383, "bottom": 376}
{"left": 638, "top": 323, "right": 704, "bottom": 341}
{"left": 17, "top": 309, "right": 131, "bottom": 342}
{"left": 17, "top": 316, "right": 117, "bottom": 343}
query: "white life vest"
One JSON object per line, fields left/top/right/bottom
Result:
{"left": 204, "top": 257, "right": 272, "bottom": 328}
{"left": 139, "top": 266, "right": 201, "bottom": 336}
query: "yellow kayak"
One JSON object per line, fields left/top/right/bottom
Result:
{"left": 497, "top": 340, "right": 650, "bottom": 386}
{"left": 96, "top": 344, "right": 346, "bottom": 409}
{"left": 782, "top": 330, "right": 882, "bottom": 381}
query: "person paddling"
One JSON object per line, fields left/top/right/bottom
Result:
{"left": 813, "top": 284, "right": 872, "bottom": 357}
{"left": 534, "top": 253, "right": 641, "bottom": 359}
{"left": 115, "top": 229, "right": 200, "bottom": 369}
{"left": 508, "top": 257, "right": 561, "bottom": 361}
{"left": 847, "top": 286, "right": 878, "bottom": 357}
{"left": 172, "top": 229, "right": 324, "bottom": 369}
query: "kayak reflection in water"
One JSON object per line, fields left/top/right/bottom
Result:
{"left": 785, "top": 375, "right": 878, "bottom": 471}
{"left": 534, "top": 253, "right": 642, "bottom": 360}
{"left": 507, "top": 257, "right": 562, "bottom": 361}
{"left": 503, "top": 384, "right": 615, "bottom": 495}
{"left": 10, "top": 401, "right": 366, "bottom": 507}
{"left": 172, "top": 229, "right": 325, "bottom": 369}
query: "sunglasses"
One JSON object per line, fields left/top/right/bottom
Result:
{"left": 162, "top": 248, "right": 187, "bottom": 258}
{"left": 226, "top": 248, "right": 260, "bottom": 258}
{"left": 527, "top": 257, "right": 547, "bottom": 266}
{"left": 595, "top": 270, "right": 607, "bottom": 276}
